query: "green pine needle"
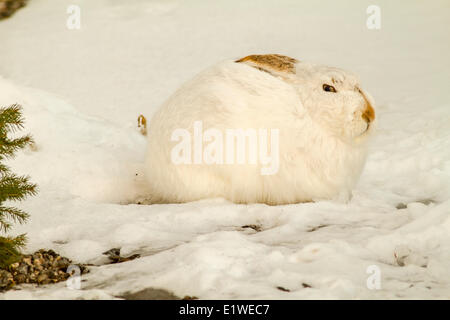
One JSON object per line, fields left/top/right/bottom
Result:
{"left": 0, "top": 104, "right": 36, "bottom": 269}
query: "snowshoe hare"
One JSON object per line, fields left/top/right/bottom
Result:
{"left": 144, "top": 54, "right": 375, "bottom": 205}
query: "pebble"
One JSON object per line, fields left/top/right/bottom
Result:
{"left": 0, "top": 249, "right": 89, "bottom": 291}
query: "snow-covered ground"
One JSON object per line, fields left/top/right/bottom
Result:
{"left": 0, "top": 0, "right": 449, "bottom": 299}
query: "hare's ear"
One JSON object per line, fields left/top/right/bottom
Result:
{"left": 235, "top": 54, "right": 298, "bottom": 77}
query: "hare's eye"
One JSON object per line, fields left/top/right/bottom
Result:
{"left": 323, "top": 84, "right": 337, "bottom": 93}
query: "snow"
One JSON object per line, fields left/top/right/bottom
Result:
{"left": 0, "top": 0, "right": 449, "bottom": 299}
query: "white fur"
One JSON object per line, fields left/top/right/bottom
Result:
{"left": 144, "top": 57, "right": 375, "bottom": 205}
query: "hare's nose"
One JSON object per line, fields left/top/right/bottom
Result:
{"left": 356, "top": 87, "right": 375, "bottom": 123}
{"left": 362, "top": 103, "right": 375, "bottom": 123}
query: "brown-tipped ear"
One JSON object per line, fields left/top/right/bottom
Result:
{"left": 235, "top": 54, "right": 298, "bottom": 76}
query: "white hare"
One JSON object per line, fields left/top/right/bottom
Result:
{"left": 144, "top": 54, "right": 375, "bottom": 205}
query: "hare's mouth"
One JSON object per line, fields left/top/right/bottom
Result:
{"left": 364, "top": 121, "right": 370, "bottom": 133}
{"left": 353, "top": 118, "right": 371, "bottom": 138}
{"left": 359, "top": 119, "right": 373, "bottom": 137}
{"left": 360, "top": 108, "right": 374, "bottom": 135}
{"left": 358, "top": 120, "right": 369, "bottom": 136}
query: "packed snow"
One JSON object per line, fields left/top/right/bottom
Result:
{"left": 0, "top": 0, "right": 449, "bottom": 299}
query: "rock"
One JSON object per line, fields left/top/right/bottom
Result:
{"left": 120, "top": 288, "right": 181, "bottom": 300}
{"left": 55, "top": 257, "right": 71, "bottom": 270}
{"left": 276, "top": 286, "right": 290, "bottom": 292}
{"left": 396, "top": 203, "right": 407, "bottom": 210}
{"left": 22, "top": 257, "right": 32, "bottom": 266}
{"left": 47, "top": 270, "right": 59, "bottom": 280}
{"left": 46, "top": 249, "right": 57, "bottom": 257}
{"left": 116, "top": 254, "right": 141, "bottom": 263}
{"left": 102, "top": 248, "right": 121, "bottom": 261}
{"left": 0, "top": 0, "right": 27, "bottom": 20}
{"left": 32, "top": 252, "right": 43, "bottom": 263}
{"left": 0, "top": 270, "right": 14, "bottom": 290}
{"left": 0, "top": 249, "right": 89, "bottom": 292}
{"left": 37, "top": 273, "right": 49, "bottom": 284}
{"left": 17, "top": 263, "right": 29, "bottom": 274}
{"left": 241, "top": 224, "right": 262, "bottom": 232}
{"left": 103, "top": 248, "right": 141, "bottom": 264}
{"left": 14, "top": 273, "right": 27, "bottom": 283}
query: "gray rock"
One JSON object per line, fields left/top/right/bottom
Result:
{"left": 120, "top": 288, "right": 181, "bottom": 300}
